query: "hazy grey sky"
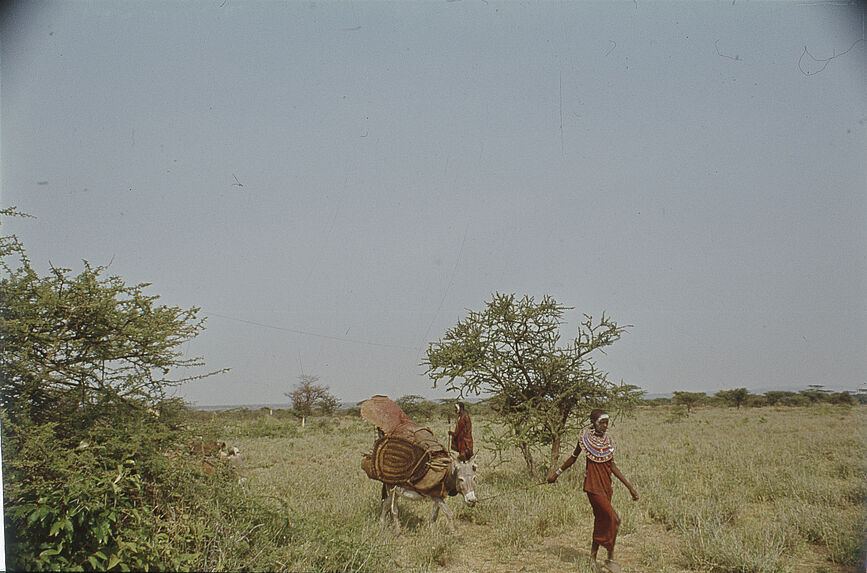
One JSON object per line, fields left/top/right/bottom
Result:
{"left": 2, "top": 1, "right": 865, "bottom": 406}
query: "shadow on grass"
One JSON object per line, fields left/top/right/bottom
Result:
{"left": 548, "top": 542, "right": 589, "bottom": 564}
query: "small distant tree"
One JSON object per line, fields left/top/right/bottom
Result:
{"left": 799, "top": 384, "right": 831, "bottom": 404}
{"left": 745, "top": 394, "right": 768, "bottom": 408}
{"left": 716, "top": 388, "right": 750, "bottom": 409}
{"left": 764, "top": 390, "right": 797, "bottom": 406}
{"left": 828, "top": 391, "right": 856, "bottom": 406}
{"left": 318, "top": 392, "right": 341, "bottom": 416}
{"left": 285, "top": 374, "right": 338, "bottom": 426}
{"left": 641, "top": 397, "right": 673, "bottom": 407}
{"left": 395, "top": 394, "right": 436, "bottom": 420}
{"left": 672, "top": 391, "right": 706, "bottom": 413}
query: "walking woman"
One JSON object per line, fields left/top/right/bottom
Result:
{"left": 547, "top": 409, "right": 639, "bottom": 573}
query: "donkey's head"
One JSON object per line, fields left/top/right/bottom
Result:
{"left": 452, "top": 456, "right": 477, "bottom": 507}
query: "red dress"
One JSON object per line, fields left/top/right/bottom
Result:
{"left": 583, "top": 459, "right": 619, "bottom": 551}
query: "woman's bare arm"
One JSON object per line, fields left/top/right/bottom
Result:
{"left": 546, "top": 452, "right": 580, "bottom": 483}
{"left": 611, "top": 461, "right": 639, "bottom": 500}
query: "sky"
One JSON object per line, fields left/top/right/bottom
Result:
{"left": 1, "top": 1, "right": 865, "bottom": 407}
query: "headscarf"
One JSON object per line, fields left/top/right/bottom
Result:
{"left": 589, "top": 409, "right": 606, "bottom": 424}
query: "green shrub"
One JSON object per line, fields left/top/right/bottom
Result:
{"left": 664, "top": 405, "right": 689, "bottom": 423}
{"left": 2, "top": 400, "right": 291, "bottom": 571}
{"left": 5, "top": 460, "right": 174, "bottom": 571}
{"left": 2, "top": 403, "right": 176, "bottom": 570}
{"left": 394, "top": 395, "right": 439, "bottom": 421}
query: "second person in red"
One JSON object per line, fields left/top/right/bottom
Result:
{"left": 448, "top": 401, "right": 473, "bottom": 461}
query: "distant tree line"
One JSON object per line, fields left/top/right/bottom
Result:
{"left": 339, "top": 394, "right": 497, "bottom": 422}
{"left": 642, "top": 384, "right": 865, "bottom": 409}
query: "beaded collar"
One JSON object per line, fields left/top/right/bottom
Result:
{"left": 578, "top": 425, "right": 615, "bottom": 463}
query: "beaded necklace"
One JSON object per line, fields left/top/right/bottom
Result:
{"left": 578, "top": 425, "right": 615, "bottom": 463}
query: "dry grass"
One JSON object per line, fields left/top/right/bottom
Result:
{"left": 220, "top": 406, "right": 865, "bottom": 572}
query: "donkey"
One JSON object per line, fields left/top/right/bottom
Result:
{"left": 380, "top": 456, "right": 477, "bottom": 533}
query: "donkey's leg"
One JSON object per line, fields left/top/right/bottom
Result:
{"left": 379, "top": 491, "right": 391, "bottom": 523}
{"left": 379, "top": 485, "right": 390, "bottom": 523}
{"left": 380, "top": 486, "right": 398, "bottom": 530}
{"left": 433, "top": 497, "right": 456, "bottom": 532}
{"left": 430, "top": 498, "right": 440, "bottom": 523}
{"left": 388, "top": 487, "right": 402, "bottom": 532}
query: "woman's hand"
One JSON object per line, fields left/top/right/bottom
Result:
{"left": 629, "top": 488, "right": 639, "bottom": 501}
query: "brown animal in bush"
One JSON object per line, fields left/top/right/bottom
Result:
{"left": 188, "top": 438, "right": 227, "bottom": 457}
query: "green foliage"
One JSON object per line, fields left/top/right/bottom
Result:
{"left": 342, "top": 405, "right": 362, "bottom": 417}
{"left": 828, "top": 391, "right": 856, "bottom": 405}
{"left": 6, "top": 459, "right": 164, "bottom": 571}
{"left": 763, "top": 391, "right": 798, "bottom": 406}
{"left": 3, "top": 400, "right": 292, "bottom": 571}
{"left": 672, "top": 391, "right": 706, "bottom": 413}
{"left": 640, "top": 396, "right": 673, "bottom": 407}
{"left": 664, "top": 405, "right": 690, "bottom": 423}
{"left": 394, "top": 394, "right": 439, "bottom": 420}
{"left": 0, "top": 254, "right": 223, "bottom": 425}
{"left": 4, "top": 401, "right": 172, "bottom": 570}
{"left": 647, "top": 388, "right": 863, "bottom": 410}
{"left": 424, "top": 292, "right": 640, "bottom": 479}
{"left": 0, "top": 206, "right": 34, "bottom": 270}
{"left": 745, "top": 393, "right": 768, "bottom": 407}
{"left": 715, "top": 387, "right": 751, "bottom": 409}
{"left": 285, "top": 374, "right": 340, "bottom": 420}
{"left": 1, "top": 209, "right": 284, "bottom": 571}
{"left": 317, "top": 392, "right": 341, "bottom": 416}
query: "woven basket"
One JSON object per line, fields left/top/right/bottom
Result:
{"left": 362, "top": 423, "right": 450, "bottom": 488}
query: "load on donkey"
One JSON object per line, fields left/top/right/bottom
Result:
{"left": 360, "top": 395, "right": 477, "bottom": 532}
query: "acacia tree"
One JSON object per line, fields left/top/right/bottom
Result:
{"left": 395, "top": 394, "right": 437, "bottom": 420}
{"left": 799, "top": 384, "right": 831, "bottom": 404}
{"left": 716, "top": 387, "right": 751, "bottom": 409}
{"left": 424, "top": 293, "right": 640, "bottom": 480}
{"left": 0, "top": 209, "right": 221, "bottom": 425}
{"left": 763, "top": 390, "right": 797, "bottom": 406}
{"left": 286, "top": 374, "right": 338, "bottom": 426}
{"left": 672, "top": 391, "right": 706, "bottom": 413}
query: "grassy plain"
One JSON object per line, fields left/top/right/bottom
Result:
{"left": 204, "top": 405, "right": 866, "bottom": 572}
